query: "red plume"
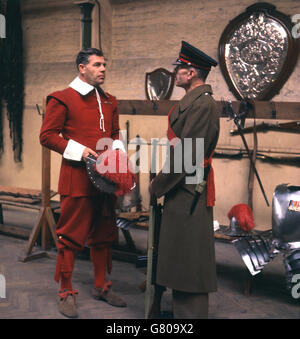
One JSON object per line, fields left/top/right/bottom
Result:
{"left": 227, "top": 204, "right": 255, "bottom": 232}
{"left": 95, "top": 149, "right": 136, "bottom": 197}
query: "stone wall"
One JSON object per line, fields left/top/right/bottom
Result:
{"left": 108, "top": 0, "right": 300, "bottom": 101}
{"left": 108, "top": 0, "right": 300, "bottom": 229}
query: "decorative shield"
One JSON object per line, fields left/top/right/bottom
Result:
{"left": 145, "top": 68, "right": 175, "bottom": 101}
{"left": 219, "top": 3, "right": 300, "bottom": 100}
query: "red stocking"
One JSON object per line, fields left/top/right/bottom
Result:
{"left": 90, "top": 247, "right": 111, "bottom": 288}
{"left": 55, "top": 247, "right": 75, "bottom": 292}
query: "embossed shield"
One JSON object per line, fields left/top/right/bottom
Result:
{"left": 145, "top": 68, "right": 175, "bottom": 101}
{"left": 219, "top": 3, "right": 300, "bottom": 100}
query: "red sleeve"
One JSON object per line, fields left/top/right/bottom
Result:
{"left": 39, "top": 98, "right": 68, "bottom": 154}
{"left": 111, "top": 97, "right": 120, "bottom": 140}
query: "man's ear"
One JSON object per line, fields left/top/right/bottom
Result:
{"left": 188, "top": 68, "right": 196, "bottom": 80}
{"left": 78, "top": 63, "right": 86, "bottom": 74}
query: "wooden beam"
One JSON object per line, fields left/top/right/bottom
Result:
{"left": 118, "top": 100, "right": 300, "bottom": 120}
{"left": 0, "top": 223, "right": 30, "bottom": 240}
{"left": 118, "top": 100, "right": 175, "bottom": 116}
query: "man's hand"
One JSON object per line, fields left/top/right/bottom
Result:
{"left": 148, "top": 178, "right": 155, "bottom": 196}
{"left": 82, "top": 147, "right": 98, "bottom": 161}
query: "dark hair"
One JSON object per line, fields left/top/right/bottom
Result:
{"left": 76, "top": 48, "right": 104, "bottom": 70}
{"left": 192, "top": 67, "right": 210, "bottom": 82}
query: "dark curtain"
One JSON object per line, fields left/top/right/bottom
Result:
{"left": 0, "top": 0, "right": 24, "bottom": 162}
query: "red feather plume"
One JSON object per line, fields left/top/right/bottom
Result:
{"left": 227, "top": 204, "right": 255, "bottom": 232}
{"left": 95, "top": 149, "right": 136, "bottom": 197}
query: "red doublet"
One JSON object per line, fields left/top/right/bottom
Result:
{"left": 40, "top": 87, "right": 120, "bottom": 197}
{"left": 40, "top": 85, "right": 120, "bottom": 290}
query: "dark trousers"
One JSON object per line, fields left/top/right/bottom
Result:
{"left": 172, "top": 289, "right": 208, "bottom": 319}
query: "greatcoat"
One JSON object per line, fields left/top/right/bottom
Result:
{"left": 151, "top": 84, "right": 220, "bottom": 293}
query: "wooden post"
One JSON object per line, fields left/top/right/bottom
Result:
{"left": 19, "top": 99, "right": 58, "bottom": 262}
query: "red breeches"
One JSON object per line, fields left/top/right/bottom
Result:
{"left": 54, "top": 195, "right": 118, "bottom": 290}
{"left": 56, "top": 195, "right": 117, "bottom": 251}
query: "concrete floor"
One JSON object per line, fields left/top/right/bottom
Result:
{"left": 0, "top": 206, "right": 299, "bottom": 319}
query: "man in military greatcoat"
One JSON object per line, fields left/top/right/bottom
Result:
{"left": 149, "top": 41, "right": 220, "bottom": 319}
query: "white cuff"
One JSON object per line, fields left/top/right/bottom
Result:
{"left": 63, "top": 139, "right": 86, "bottom": 161}
{"left": 112, "top": 140, "right": 126, "bottom": 153}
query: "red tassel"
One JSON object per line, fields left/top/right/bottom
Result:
{"left": 58, "top": 289, "right": 78, "bottom": 302}
{"left": 95, "top": 149, "right": 136, "bottom": 196}
{"left": 227, "top": 204, "right": 255, "bottom": 232}
{"left": 102, "top": 281, "right": 113, "bottom": 293}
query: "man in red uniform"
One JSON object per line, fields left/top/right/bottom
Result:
{"left": 40, "top": 48, "right": 127, "bottom": 318}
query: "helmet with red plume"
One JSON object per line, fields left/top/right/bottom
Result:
{"left": 226, "top": 203, "right": 256, "bottom": 235}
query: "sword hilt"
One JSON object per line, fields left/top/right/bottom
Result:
{"left": 195, "top": 180, "right": 206, "bottom": 194}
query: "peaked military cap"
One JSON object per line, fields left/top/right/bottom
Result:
{"left": 173, "top": 41, "right": 218, "bottom": 71}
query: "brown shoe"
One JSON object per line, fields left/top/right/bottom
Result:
{"left": 58, "top": 289, "right": 78, "bottom": 318}
{"left": 92, "top": 281, "right": 127, "bottom": 307}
